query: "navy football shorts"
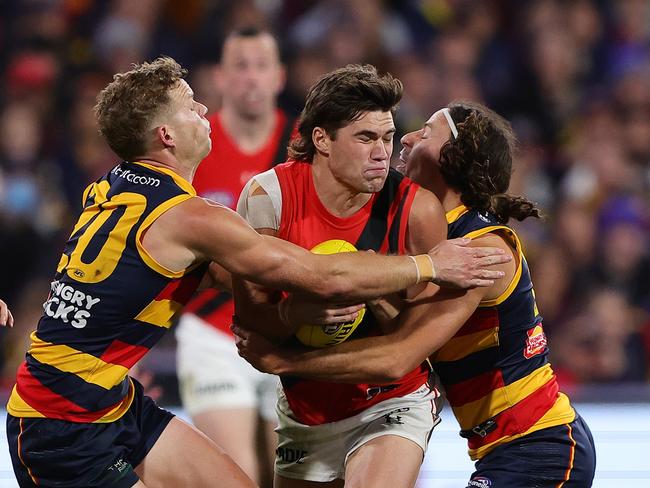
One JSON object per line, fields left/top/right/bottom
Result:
{"left": 6, "top": 378, "right": 174, "bottom": 488}
{"left": 466, "top": 413, "right": 596, "bottom": 487}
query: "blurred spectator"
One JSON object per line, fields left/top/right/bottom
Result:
{"left": 553, "top": 288, "right": 647, "bottom": 386}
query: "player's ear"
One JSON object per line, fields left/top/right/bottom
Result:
{"left": 155, "top": 125, "right": 175, "bottom": 149}
{"left": 312, "top": 127, "right": 330, "bottom": 156}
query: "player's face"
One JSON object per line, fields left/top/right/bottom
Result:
{"left": 217, "top": 34, "right": 284, "bottom": 119}
{"left": 165, "top": 80, "right": 212, "bottom": 162}
{"left": 326, "top": 110, "right": 395, "bottom": 194}
{"left": 398, "top": 109, "right": 452, "bottom": 185}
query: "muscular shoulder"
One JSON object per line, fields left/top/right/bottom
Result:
{"left": 470, "top": 231, "right": 517, "bottom": 300}
{"left": 236, "top": 169, "right": 281, "bottom": 231}
{"left": 139, "top": 196, "right": 232, "bottom": 272}
{"left": 406, "top": 187, "right": 446, "bottom": 253}
{"left": 147, "top": 196, "right": 236, "bottom": 243}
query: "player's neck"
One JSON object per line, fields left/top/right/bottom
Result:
{"left": 311, "top": 161, "right": 372, "bottom": 218}
{"left": 420, "top": 175, "right": 462, "bottom": 214}
{"left": 219, "top": 105, "right": 277, "bottom": 153}
{"left": 136, "top": 153, "right": 195, "bottom": 183}
{"left": 439, "top": 190, "right": 463, "bottom": 214}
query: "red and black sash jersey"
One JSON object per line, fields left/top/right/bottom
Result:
{"left": 434, "top": 205, "right": 575, "bottom": 460}
{"left": 275, "top": 161, "right": 430, "bottom": 425}
{"left": 7, "top": 161, "right": 206, "bottom": 423}
{"left": 184, "top": 109, "right": 294, "bottom": 335}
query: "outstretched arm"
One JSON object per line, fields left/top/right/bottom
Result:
{"left": 148, "top": 197, "right": 437, "bottom": 301}
{"left": 234, "top": 232, "right": 516, "bottom": 383}
{"left": 149, "top": 196, "right": 509, "bottom": 302}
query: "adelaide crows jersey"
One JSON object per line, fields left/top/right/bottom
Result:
{"left": 274, "top": 161, "right": 430, "bottom": 425}
{"left": 433, "top": 205, "right": 575, "bottom": 460}
{"left": 7, "top": 162, "right": 206, "bottom": 423}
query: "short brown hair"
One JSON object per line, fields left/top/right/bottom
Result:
{"left": 289, "top": 64, "right": 403, "bottom": 162}
{"left": 94, "top": 56, "right": 187, "bottom": 161}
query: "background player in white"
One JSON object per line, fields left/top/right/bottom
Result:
{"left": 175, "top": 28, "right": 291, "bottom": 487}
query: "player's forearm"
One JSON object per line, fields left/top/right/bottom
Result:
{"left": 305, "top": 252, "right": 428, "bottom": 302}
{"left": 273, "top": 290, "right": 477, "bottom": 383}
{"left": 274, "top": 336, "right": 413, "bottom": 384}
{"left": 246, "top": 236, "right": 425, "bottom": 301}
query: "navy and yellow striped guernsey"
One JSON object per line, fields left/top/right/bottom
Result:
{"left": 7, "top": 161, "right": 206, "bottom": 423}
{"left": 433, "top": 205, "right": 575, "bottom": 460}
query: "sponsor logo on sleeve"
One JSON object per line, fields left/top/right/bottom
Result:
{"left": 524, "top": 324, "right": 547, "bottom": 359}
{"left": 468, "top": 476, "right": 492, "bottom": 487}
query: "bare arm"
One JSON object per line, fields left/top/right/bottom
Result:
{"left": 145, "top": 197, "right": 442, "bottom": 301}
{"left": 0, "top": 299, "right": 14, "bottom": 327}
{"left": 235, "top": 233, "right": 516, "bottom": 383}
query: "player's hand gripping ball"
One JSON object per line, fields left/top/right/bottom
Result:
{"left": 294, "top": 239, "right": 366, "bottom": 348}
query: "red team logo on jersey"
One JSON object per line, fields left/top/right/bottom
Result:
{"left": 524, "top": 324, "right": 547, "bottom": 359}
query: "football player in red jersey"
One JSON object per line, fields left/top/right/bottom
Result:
{"left": 6, "top": 58, "right": 507, "bottom": 488}
{"left": 232, "top": 67, "right": 512, "bottom": 488}
{"left": 176, "top": 27, "right": 294, "bottom": 487}
{"left": 235, "top": 102, "right": 597, "bottom": 488}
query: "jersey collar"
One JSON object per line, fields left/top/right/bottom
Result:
{"left": 132, "top": 161, "right": 197, "bottom": 196}
{"left": 445, "top": 204, "right": 469, "bottom": 224}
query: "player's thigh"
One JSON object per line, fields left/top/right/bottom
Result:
{"left": 136, "top": 416, "right": 255, "bottom": 488}
{"left": 274, "top": 473, "right": 343, "bottom": 488}
{"left": 345, "top": 435, "right": 423, "bottom": 488}
{"left": 192, "top": 407, "right": 260, "bottom": 480}
{"left": 275, "top": 382, "right": 438, "bottom": 484}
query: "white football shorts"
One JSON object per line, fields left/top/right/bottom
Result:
{"left": 274, "top": 382, "right": 442, "bottom": 482}
{"left": 175, "top": 313, "right": 279, "bottom": 421}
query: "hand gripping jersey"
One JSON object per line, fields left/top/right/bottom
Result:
{"left": 184, "top": 110, "right": 293, "bottom": 335}
{"left": 433, "top": 205, "right": 575, "bottom": 460}
{"left": 7, "top": 162, "right": 206, "bottom": 423}
{"left": 275, "top": 161, "right": 430, "bottom": 425}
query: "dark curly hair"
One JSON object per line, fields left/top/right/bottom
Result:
{"left": 94, "top": 56, "right": 187, "bottom": 161}
{"left": 439, "top": 101, "right": 541, "bottom": 223}
{"left": 288, "top": 64, "right": 403, "bottom": 162}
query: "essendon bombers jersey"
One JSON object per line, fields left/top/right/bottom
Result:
{"left": 433, "top": 205, "right": 575, "bottom": 460}
{"left": 7, "top": 162, "right": 206, "bottom": 423}
{"left": 184, "top": 110, "right": 293, "bottom": 335}
{"left": 274, "top": 161, "right": 430, "bottom": 425}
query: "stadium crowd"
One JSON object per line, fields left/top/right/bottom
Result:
{"left": 0, "top": 0, "right": 648, "bottom": 397}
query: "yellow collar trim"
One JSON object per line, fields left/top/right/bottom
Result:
{"left": 131, "top": 161, "right": 197, "bottom": 197}
{"left": 445, "top": 204, "right": 469, "bottom": 224}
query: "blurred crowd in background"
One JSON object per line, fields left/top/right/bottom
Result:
{"left": 0, "top": 0, "right": 648, "bottom": 400}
